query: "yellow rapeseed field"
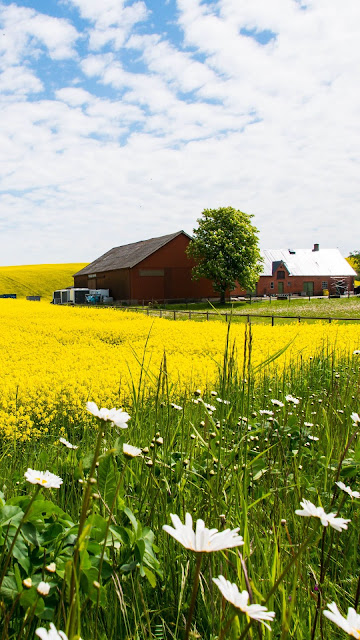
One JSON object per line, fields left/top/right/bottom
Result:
{"left": 0, "top": 299, "right": 359, "bottom": 440}
{"left": 0, "top": 263, "right": 88, "bottom": 299}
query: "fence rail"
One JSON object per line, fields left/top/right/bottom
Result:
{"left": 123, "top": 307, "right": 360, "bottom": 325}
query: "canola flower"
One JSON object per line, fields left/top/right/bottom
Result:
{"left": 163, "top": 513, "right": 244, "bottom": 552}
{"left": 323, "top": 602, "right": 360, "bottom": 638}
{"left": 213, "top": 575, "right": 275, "bottom": 630}
{"left": 0, "top": 263, "right": 88, "bottom": 300}
{"left": 0, "top": 299, "right": 359, "bottom": 439}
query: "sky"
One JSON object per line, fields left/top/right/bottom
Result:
{"left": 0, "top": 0, "right": 359, "bottom": 265}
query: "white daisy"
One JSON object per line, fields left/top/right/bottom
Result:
{"left": 163, "top": 513, "right": 244, "bottom": 552}
{"left": 295, "top": 499, "right": 350, "bottom": 531}
{"left": 170, "top": 403, "right": 183, "bottom": 411}
{"left": 308, "top": 435, "right": 319, "bottom": 441}
{"left": 213, "top": 576, "right": 275, "bottom": 630}
{"left": 259, "top": 410, "right": 274, "bottom": 416}
{"left": 353, "top": 350, "right": 360, "bottom": 355}
{"left": 335, "top": 481, "right": 360, "bottom": 499}
{"left": 285, "top": 395, "right": 300, "bottom": 404}
{"left": 271, "top": 399, "right": 284, "bottom": 407}
{"left": 123, "top": 443, "right": 142, "bottom": 458}
{"left": 86, "top": 401, "right": 130, "bottom": 428}
{"left": 350, "top": 412, "right": 360, "bottom": 425}
{"left": 24, "top": 469, "right": 63, "bottom": 489}
{"left": 59, "top": 437, "right": 78, "bottom": 450}
{"left": 37, "top": 581, "right": 50, "bottom": 596}
{"left": 324, "top": 602, "right": 360, "bottom": 638}
{"left": 36, "top": 624, "right": 68, "bottom": 640}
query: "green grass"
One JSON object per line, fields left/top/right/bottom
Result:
{"left": 0, "top": 328, "right": 359, "bottom": 639}
{"left": 131, "top": 296, "right": 360, "bottom": 324}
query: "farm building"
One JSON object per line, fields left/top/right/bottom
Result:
{"left": 73, "top": 231, "right": 243, "bottom": 303}
{"left": 256, "top": 245, "right": 356, "bottom": 296}
{"left": 73, "top": 233, "right": 356, "bottom": 303}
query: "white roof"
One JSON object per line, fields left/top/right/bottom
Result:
{"left": 260, "top": 248, "right": 356, "bottom": 277}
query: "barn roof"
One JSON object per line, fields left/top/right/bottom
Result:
{"left": 260, "top": 248, "right": 356, "bottom": 277}
{"left": 73, "top": 231, "right": 191, "bottom": 276}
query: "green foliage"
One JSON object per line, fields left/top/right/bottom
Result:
{"left": 186, "top": 206, "right": 263, "bottom": 302}
{"left": 348, "top": 250, "right": 360, "bottom": 276}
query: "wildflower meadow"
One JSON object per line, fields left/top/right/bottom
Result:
{"left": 0, "top": 298, "right": 359, "bottom": 639}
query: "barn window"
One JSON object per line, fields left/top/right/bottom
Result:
{"left": 270, "top": 282, "right": 274, "bottom": 289}
{"left": 321, "top": 281, "right": 328, "bottom": 289}
{"left": 277, "top": 270, "right": 285, "bottom": 279}
{"left": 139, "top": 269, "right": 165, "bottom": 277}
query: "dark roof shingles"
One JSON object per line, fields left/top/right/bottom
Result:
{"left": 74, "top": 231, "right": 189, "bottom": 276}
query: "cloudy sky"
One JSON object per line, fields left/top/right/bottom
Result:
{"left": 0, "top": 0, "right": 358, "bottom": 265}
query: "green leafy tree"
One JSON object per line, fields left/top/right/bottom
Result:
{"left": 186, "top": 206, "right": 263, "bottom": 304}
{"left": 348, "top": 251, "right": 360, "bottom": 276}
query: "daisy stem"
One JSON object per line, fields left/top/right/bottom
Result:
{"left": 68, "top": 419, "right": 104, "bottom": 638}
{"left": 94, "top": 461, "right": 128, "bottom": 640}
{"left": 238, "top": 526, "right": 320, "bottom": 640}
{"left": 184, "top": 552, "right": 203, "bottom": 640}
{"left": 0, "top": 485, "right": 40, "bottom": 591}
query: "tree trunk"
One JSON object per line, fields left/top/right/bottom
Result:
{"left": 220, "top": 289, "right": 226, "bottom": 305}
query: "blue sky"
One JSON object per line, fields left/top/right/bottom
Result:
{"left": 0, "top": 0, "right": 359, "bottom": 265}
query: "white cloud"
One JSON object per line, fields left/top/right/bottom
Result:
{"left": 0, "top": 4, "right": 79, "bottom": 66}
{"left": 0, "top": 0, "right": 359, "bottom": 264}
{"left": 67, "top": 0, "right": 148, "bottom": 50}
{"left": 0, "top": 65, "right": 42, "bottom": 95}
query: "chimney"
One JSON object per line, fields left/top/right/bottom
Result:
{"left": 312, "top": 243, "right": 319, "bottom": 252}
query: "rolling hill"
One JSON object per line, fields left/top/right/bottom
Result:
{"left": 0, "top": 263, "right": 89, "bottom": 300}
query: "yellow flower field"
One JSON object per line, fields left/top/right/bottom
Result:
{"left": 0, "top": 299, "right": 359, "bottom": 440}
{"left": 0, "top": 263, "right": 88, "bottom": 299}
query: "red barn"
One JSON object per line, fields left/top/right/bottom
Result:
{"left": 73, "top": 231, "right": 239, "bottom": 303}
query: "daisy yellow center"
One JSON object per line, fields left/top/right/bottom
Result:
{"left": 36, "top": 477, "right": 48, "bottom": 484}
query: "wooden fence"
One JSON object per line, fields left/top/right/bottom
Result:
{"left": 124, "top": 307, "right": 360, "bottom": 325}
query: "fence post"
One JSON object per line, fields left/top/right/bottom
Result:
{"left": 206, "top": 311, "right": 209, "bottom": 321}
{"left": 247, "top": 314, "right": 250, "bottom": 323}
{"left": 271, "top": 315, "right": 274, "bottom": 326}
{"left": 225, "top": 313, "right": 228, "bottom": 323}
{"left": 174, "top": 310, "right": 176, "bottom": 320}
{"left": 147, "top": 307, "right": 149, "bottom": 316}
{"left": 160, "top": 309, "right": 162, "bottom": 318}
{"left": 329, "top": 317, "right": 331, "bottom": 323}
{"left": 189, "top": 310, "right": 191, "bottom": 320}
{"left": 298, "top": 316, "right": 301, "bottom": 323}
